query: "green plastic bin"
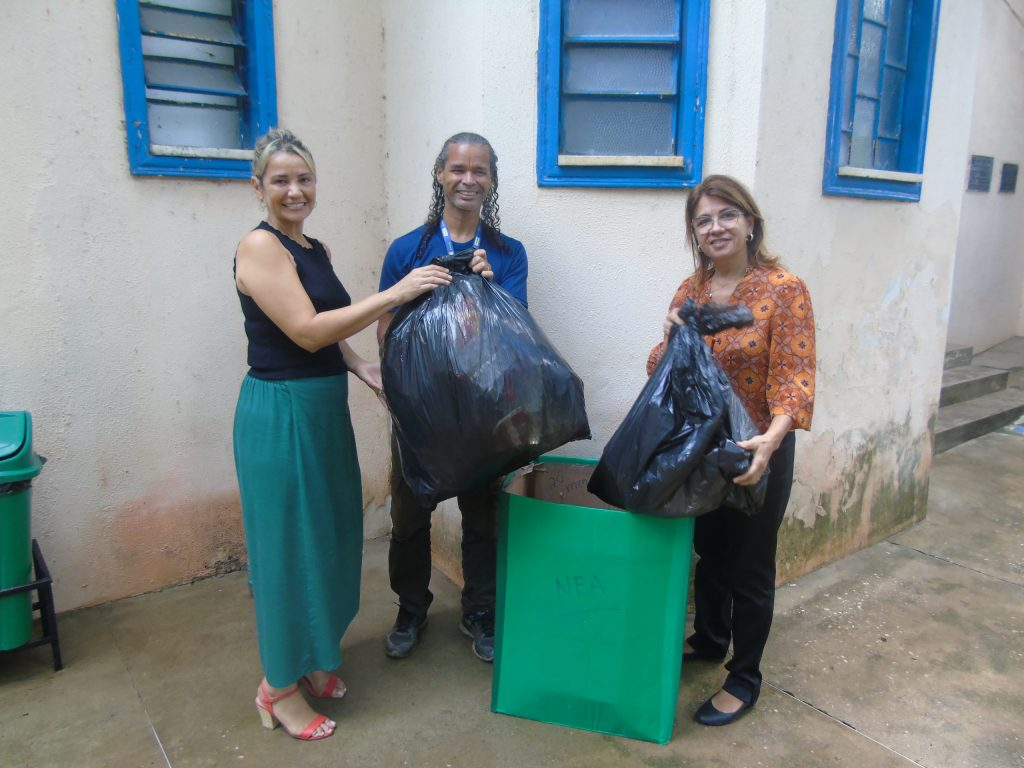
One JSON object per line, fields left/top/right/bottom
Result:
{"left": 493, "top": 457, "right": 694, "bottom": 744}
{"left": 0, "top": 412, "right": 45, "bottom": 650}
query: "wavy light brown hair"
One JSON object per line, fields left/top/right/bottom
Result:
{"left": 685, "top": 174, "right": 780, "bottom": 287}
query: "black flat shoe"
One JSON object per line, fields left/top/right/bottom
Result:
{"left": 694, "top": 694, "right": 753, "bottom": 726}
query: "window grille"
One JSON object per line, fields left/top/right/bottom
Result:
{"left": 116, "top": 0, "right": 277, "bottom": 178}
{"left": 823, "top": 0, "right": 941, "bottom": 201}
{"left": 537, "top": 0, "right": 709, "bottom": 188}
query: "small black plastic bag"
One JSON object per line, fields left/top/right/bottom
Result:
{"left": 588, "top": 300, "right": 767, "bottom": 518}
{"left": 382, "top": 253, "right": 591, "bottom": 507}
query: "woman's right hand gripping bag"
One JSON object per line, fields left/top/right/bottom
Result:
{"left": 588, "top": 299, "right": 767, "bottom": 518}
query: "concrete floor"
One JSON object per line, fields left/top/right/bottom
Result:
{"left": 2, "top": 427, "right": 1023, "bottom": 768}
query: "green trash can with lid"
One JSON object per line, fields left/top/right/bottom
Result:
{"left": 0, "top": 411, "right": 46, "bottom": 650}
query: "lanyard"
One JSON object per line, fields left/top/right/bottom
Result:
{"left": 439, "top": 218, "right": 482, "bottom": 255}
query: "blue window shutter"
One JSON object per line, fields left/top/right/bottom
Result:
{"left": 242, "top": 0, "right": 278, "bottom": 146}
{"left": 823, "top": 0, "right": 941, "bottom": 201}
{"left": 116, "top": 0, "right": 277, "bottom": 179}
{"left": 537, "top": 0, "right": 709, "bottom": 189}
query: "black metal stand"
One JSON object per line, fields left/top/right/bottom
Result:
{"left": 0, "top": 539, "right": 62, "bottom": 671}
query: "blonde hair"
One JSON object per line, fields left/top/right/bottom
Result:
{"left": 252, "top": 129, "right": 316, "bottom": 182}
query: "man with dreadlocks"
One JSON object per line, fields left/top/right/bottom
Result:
{"left": 376, "top": 132, "right": 528, "bottom": 663}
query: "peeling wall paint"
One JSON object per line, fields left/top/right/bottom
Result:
{"left": 777, "top": 422, "right": 932, "bottom": 583}
{"left": 752, "top": 0, "right": 980, "bottom": 582}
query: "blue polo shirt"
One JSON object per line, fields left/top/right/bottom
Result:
{"left": 379, "top": 223, "right": 528, "bottom": 306}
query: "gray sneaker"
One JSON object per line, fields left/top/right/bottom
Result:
{"left": 460, "top": 610, "right": 495, "bottom": 663}
{"left": 385, "top": 607, "right": 427, "bottom": 658}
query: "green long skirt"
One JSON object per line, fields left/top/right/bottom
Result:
{"left": 233, "top": 373, "right": 363, "bottom": 687}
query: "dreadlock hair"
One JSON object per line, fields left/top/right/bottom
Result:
{"left": 413, "top": 132, "right": 505, "bottom": 263}
{"left": 684, "top": 174, "right": 781, "bottom": 289}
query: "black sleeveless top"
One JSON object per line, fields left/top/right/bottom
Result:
{"left": 236, "top": 221, "right": 351, "bottom": 380}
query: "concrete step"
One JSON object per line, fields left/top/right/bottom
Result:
{"left": 972, "top": 336, "right": 1024, "bottom": 371}
{"left": 939, "top": 365, "right": 1009, "bottom": 407}
{"left": 944, "top": 343, "right": 973, "bottom": 370}
{"left": 935, "top": 388, "right": 1024, "bottom": 453}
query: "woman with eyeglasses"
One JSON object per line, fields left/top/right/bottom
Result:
{"left": 647, "top": 174, "right": 816, "bottom": 726}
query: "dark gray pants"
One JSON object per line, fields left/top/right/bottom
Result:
{"left": 387, "top": 439, "right": 498, "bottom": 618}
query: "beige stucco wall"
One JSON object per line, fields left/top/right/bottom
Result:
{"left": 379, "top": 0, "right": 694, "bottom": 579}
{"left": 1, "top": 1, "right": 392, "bottom": 611}
{"left": 379, "top": 0, "right": 980, "bottom": 587}
{"left": 1, "top": 0, "right": 996, "bottom": 612}
{"left": 754, "top": 0, "right": 979, "bottom": 579}
{"left": 946, "top": 0, "right": 1024, "bottom": 351}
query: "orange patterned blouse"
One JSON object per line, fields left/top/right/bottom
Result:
{"left": 646, "top": 266, "right": 816, "bottom": 434}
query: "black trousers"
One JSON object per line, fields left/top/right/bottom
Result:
{"left": 687, "top": 431, "right": 796, "bottom": 705}
{"left": 387, "top": 438, "right": 498, "bottom": 618}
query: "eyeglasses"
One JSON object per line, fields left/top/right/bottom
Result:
{"left": 692, "top": 209, "right": 743, "bottom": 233}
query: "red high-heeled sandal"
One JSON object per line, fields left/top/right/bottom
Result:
{"left": 301, "top": 673, "right": 347, "bottom": 699}
{"left": 255, "top": 681, "right": 335, "bottom": 741}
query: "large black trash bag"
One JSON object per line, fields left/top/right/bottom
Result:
{"left": 382, "top": 252, "right": 591, "bottom": 507}
{"left": 587, "top": 299, "right": 768, "bottom": 518}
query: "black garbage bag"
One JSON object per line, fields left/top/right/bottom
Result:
{"left": 382, "top": 252, "right": 591, "bottom": 507}
{"left": 587, "top": 299, "right": 767, "bottom": 518}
